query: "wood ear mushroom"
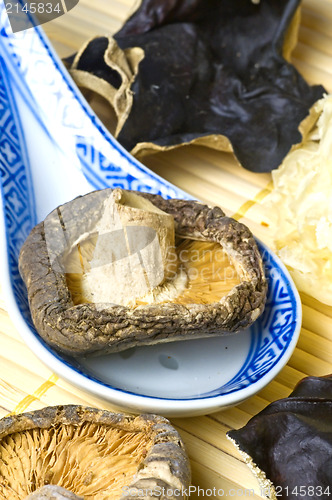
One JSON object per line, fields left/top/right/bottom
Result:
{"left": 67, "top": 0, "right": 325, "bottom": 173}
{"left": 227, "top": 375, "right": 332, "bottom": 500}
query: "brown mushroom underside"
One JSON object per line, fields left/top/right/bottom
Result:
{"left": 19, "top": 189, "right": 267, "bottom": 356}
{"left": 0, "top": 406, "right": 190, "bottom": 500}
{"left": 26, "top": 485, "right": 83, "bottom": 499}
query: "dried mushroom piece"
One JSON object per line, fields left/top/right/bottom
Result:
{"left": 26, "top": 485, "right": 83, "bottom": 499}
{"left": 227, "top": 375, "right": 332, "bottom": 500}
{"left": 264, "top": 94, "right": 332, "bottom": 305}
{"left": 0, "top": 405, "right": 190, "bottom": 500}
{"left": 19, "top": 188, "right": 267, "bottom": 356}
{"left": 68, "top": 0, "right": 325, "bottom": 173}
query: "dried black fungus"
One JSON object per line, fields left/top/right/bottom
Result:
{"left": 227, "top": 375, "right": 332, "bottom": 500}
{"left": 68, "top": 0, "right": 325, "bottom": 173}
{"left": 18, "top": 188, "right": 267, "bottom": 357}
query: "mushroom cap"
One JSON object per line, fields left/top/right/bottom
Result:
{"left": 19, "top": 189, "right": 267, "bottom": 356}
{"left": 26, "top": 485, "right": 83, "bottom": 499}
{"left": 0, "top": 405, "right": 190, "bottom": 500}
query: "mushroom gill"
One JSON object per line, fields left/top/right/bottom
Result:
{"left": 0, "top": 422, "right": 153, "bottom": 500}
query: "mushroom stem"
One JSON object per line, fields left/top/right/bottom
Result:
{"left": 25, "top": 485, "right": 83, "bottom": 500}
{"left": 80, "top": 188, "right": 177, "bottom": 305}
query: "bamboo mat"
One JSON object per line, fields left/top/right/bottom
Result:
{"left": 1, "top": 0, "right": 332, "bottom": 498}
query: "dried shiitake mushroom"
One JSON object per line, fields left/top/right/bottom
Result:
{"left": 67, "top": 0, "right": 325, "bottom": 173}
{"left": 26, "top": 485, "right": 82, "bottom": 499}
{"left": 0, "top": 405, "right": 190, "bottom": 500}
{"left": 227, "top": 375, "right": 332, "bottom": 500}
{"left": 19, "top": 188, "right": 267, "bottom": 356}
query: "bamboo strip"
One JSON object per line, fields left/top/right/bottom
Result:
{"left": 173, "top": 416, "right": 234, "bottom": 456}
{"left": 288, "top": 347, "right": 332, "bottom": 376}
{"left": 0, "top": 379, "right": 23, "bottom": 417}
{"left": 0, "top": 332, "right": 54, "bottom": 379}
{"left": 0, "top": 355, "right": 53, "bottom": 400}
{"left": 44, "top": 22, "right": 115, "bottom": 52}
{"left": 210, "top": 361, "right": 316, "bottom": 430}
{"left": 39, "top": 382, "right": 108, "bottom": 410}
{"left": 0, "top": 308, "right": 21, "bottom": 341}
{"left": 294, "top": 42, "right": 332, "bottom": 77}
{"left": 256, "top": 379, "right": 295, "bottom": 405}
{"left": 231, "top": 182, "right": 273, "bottom": 221}
{"left": 301, "top": 10, "right": 332, "bottom": 40}
{"left": 43, "top": 0, "right": 131, "bottom": 55}
{"left": 53, "top": 377, "right": 128, "bottom": 412}
{"left": 8, "top": 374, "right": 59, "bottom": 416}
{"left": 190, "top": 460, "right": 264, "bottom": 500}
{"left": 146, "top": 149, "right": 265, "bottom": 196}
{"left": 299, "top": 25, "right": 332, "bottom": 57}
{"left": 0, "top": 293, "right": 6, "bottom": 309}
{"left": 292, "top": 57, "right": 332, "bottom": 91}
{"left": 300, "top": 292, "right": 332, "bottom": 318}
{"left": 63, "top": 6, "right": 123, "bottom": 33}
{"left": 178, "top": 429, "right": 263, "bottom": 498}
{"left": 303, "top": 0, "right": 332, "bottom": 21}
{"left": 78, "top": 0, "right": 131, "bottom": 20}
{"left": 179, "top": 147, "right": 272, "bottom": 189}
{"left": 302, "top": 304, "right": 332, "bottom": 338}
{"left": 235, "top": 395, "right": 269, "bottom": 419}
{"left": 274, "top": 364, "right": 310, "bottom": 392}
{"left": 145, "top": 147, "right": 271, "bottom": 196}
{"left": 297, "top": 328, "right": 332, "bottom": 363}
{"left": 233, "top": 211, "right": 275, "bottom": 247}
{"left": 79, "top": 0, "right": 134, "bottom": 11}
{"left": 145, "top": 161, "right": 258, "bottom": 213}
{"left": 210, "top": 407, "right": 252, "bottom": 433}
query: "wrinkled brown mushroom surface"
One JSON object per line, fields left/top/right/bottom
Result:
{"left": 19, "top": 188, "right": 267, "bottom": 356}
{"left": 0, "top": 405, "right": 190, "bottom": 500}
{"left": 68, "top": 0, "right": 325, "bottom": 172}
{"left": 227, "top": 375, "right": 332, "bottom": 500}
{"left": 26, "top": 485, "right": 83, "bottom": 499}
